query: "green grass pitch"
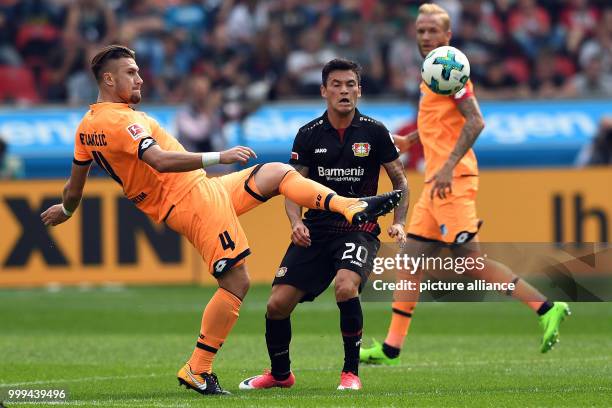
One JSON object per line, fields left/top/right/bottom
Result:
{"left": 0, "top": 285, "right": 610, "bottom": 407}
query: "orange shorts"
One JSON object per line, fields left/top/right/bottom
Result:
{"left": 407, "top": 176, "right": 481, "bottom": 244}
{"left": 165, "top": 165, "right": 267, "bottom": 277}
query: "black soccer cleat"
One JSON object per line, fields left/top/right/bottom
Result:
{"left": 344, "top": 190, "right": 403, "bottom": 225}
{"left": 177, "top": 363, "right": 231, "bottom": 395}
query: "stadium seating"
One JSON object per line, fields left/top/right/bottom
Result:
{"left": 0, "top": 65, "right": 40, "bottom": 104}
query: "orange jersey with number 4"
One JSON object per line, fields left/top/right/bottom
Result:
{"left": 73, "top": 102, "right": 204, "bottom": 222}
{"left": 417, "top": 80, "right": 478, "bottom": 180}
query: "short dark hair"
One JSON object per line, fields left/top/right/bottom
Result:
{"left": 91, "top": 44, "right": 136, "bottom": 82}
{"left": 321, "top": 58, "right": 361, "bottom": 86}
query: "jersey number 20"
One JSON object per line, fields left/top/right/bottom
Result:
{"left": 341, "top": 242, "right": 368, "bottom": 263}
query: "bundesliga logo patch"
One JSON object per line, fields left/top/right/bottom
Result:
{"left": 291, "top": 151, "right": 299, "bottom": 161}
{"left": 276, "top": 267, "right": 287, "bottom": 278}
{"left": 126, "top": 123, "right": 146, "bottom": 140}
{"left": 352, "top": 143, "right": 370, "bottom": 157}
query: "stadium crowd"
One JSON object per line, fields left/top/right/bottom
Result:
{"left": 0, "top": 0, "right": 611, "bottom": 109}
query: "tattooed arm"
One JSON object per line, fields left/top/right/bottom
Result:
{"left": 382, "top": 158, "right": 410, "bottom": 242}
{"left": 285, "top": 164, "right": 311, "bottom": 247}
{"left": 445, "top": 96, "right": 485, "bottom": 170}
{"left": 429, "top": 96, "right": 485, "bottom": 200}
{"left": 393, "top": 130, "right": 419, "bottom": 153}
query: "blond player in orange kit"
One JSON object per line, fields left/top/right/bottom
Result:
{"left": 360, "top": 4, "right": 570, "bottom": 366}
{"left": 40, "top": 45, "right": 402, "bottom": 395}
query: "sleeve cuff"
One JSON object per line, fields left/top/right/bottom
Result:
{"left": 380, "top": 152, "right": 401, "bottom": 164}
{"left": 73, "top": 158, "right": 93, "bottom": 166}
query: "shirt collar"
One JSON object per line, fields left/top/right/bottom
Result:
{"left": 89, "top": 102, "right": 131, "bottom": 113}
{"left": 322, "top": 108, "right": 363, "bottom": 130}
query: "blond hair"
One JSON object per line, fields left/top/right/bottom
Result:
{"left": 418, "top": 3, "right": 451, "bottom": 31}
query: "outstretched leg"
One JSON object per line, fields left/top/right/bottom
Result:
{"left": 456, "top": 241, "right": 570, "bottom": 353}
{"left": 252, "top": 163, "right": 401, "bottom": 224}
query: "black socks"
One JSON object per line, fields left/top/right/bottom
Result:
{"left": 337, "top": 297, "right": 363, "bottom": 375}
{"left": 266, "top": 315, "right": 292, "bottom": 380}
{"left": 537, "top": 300, "right": 554, "bottom": 316}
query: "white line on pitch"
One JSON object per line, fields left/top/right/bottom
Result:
{"left": 1, "top": 356, "right": 609, "bottom": 388}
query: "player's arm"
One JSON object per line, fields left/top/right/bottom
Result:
{"left": 445, "top": 96, "right": 485, "bottom": 170}
{"left": 285, "top": 164, "right": 311, "bottom": 247}
{"left": 41, "top": 162, "right": 91, "bottom": 226}
{"left": 383, "top": 158, "right": 409, "bottom": 242}
{"left": 429, "top": 96, "right": 485, "bottom": 200}
{"left": 393, "top": 130, "right": 419, "bottom": 153}
{"left": 141, "top": 144, "right": 257, "bottom": 172}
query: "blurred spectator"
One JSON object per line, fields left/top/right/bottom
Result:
{"left": 66, "top": 47, "right": 99, "bottom": 105}
{"left": 244, "top": 24, "right": 291, "bottom": 100}
{"left": 164, "top": 0, "right": 208, "bottom": 46}
{"left": 575, "top": 117, "right": 612, "bottom": 166}
{"left": 454, "top": 14, "right": 493, "bottom": 84}
{"left": 336, "top": 23, "right": 384, "bottom": 94}
{"left": 286, "top": 28, "right": 337, "bottom": 96}
{"left": 0, "top": 0, "right": 610, "bottom": 105}
{"left": 578, "top": 9, "right": 612, "bottom": 74}
{"left": 197, "top": 23, "right": 246, "bottom": 89}
{"left": 150, "top": 32, "right": 193, "bottom": 102}
{"left": 0, "top": 135, "right": 25, "bottom": 179}
{"left": 0, "top": 65, "right": 40, "bottom": 104}
{"left": 477, "top": 57, "right": 529, "bottom": 99}
{"left": 118, "top": 0, "right": 165, "bottom": 88}
{"left": 434, "top": 0, "right": 462, "bottom": 31}
{"left": 559, "top": 0, "right": 600, "bottom": 56}
{"left": 563, "top": 54, "right": 612, "bottom": 98}
{"left": 364, "top": 1, "right": 400, "bottom": 48}
{"left": 508, "top": 0, "right": 557, "bottom": 60}
{"left": 387, "top": 18, "right": 421, "bottom": 97}
{"left": 46, "top": 0, "right": 117, "bottom": 101}
{"left": 266, "top": 0, "right": 316, "bottom": 46}
{"left": 491, "top": 0, "right": 513, "bottom": 21}
{"left": 461, "top": 0, "right": 504, "bottom": 47}
{"left": 528, "top": 49, "right": 567, "bottom": 99}
{"left": 13, "top": 0, "right": 63, "bottom": 69}
{"left": 63, "top": 0, "right": 116, "bottom": 47}
{"left": 118, "top": 0, "right": 164, "bottom": 44}
{"left": 176, "top": 76, "right": 224, "bottom": 154}
{"left": 223, "top": 0, "right": 268, "bottom": 48}
{"left": 0, "top": 0, "right": 22, "bottom": 66}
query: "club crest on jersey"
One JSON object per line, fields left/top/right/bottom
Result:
{"left": 352, "top": 142, "right": 370, "bottom": 157}
{"left": 126, "top": 123, "right": 146, "bottom": 140}
{"left": 276, "top": 267, "right": 288, "bottom": 278}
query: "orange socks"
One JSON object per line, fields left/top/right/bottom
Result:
{"left": 188, "top": 288, "right": 242, "bottom": 374}
{"left": 384, "top": 301, "right": 416, "bottom": 349}
{"left": 476, "top": 259, "right": 547, "bottom": 312}
{"left": 278, "top": 170, "right": 356, "bottom": 213}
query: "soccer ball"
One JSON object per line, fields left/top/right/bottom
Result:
{"left": 421, "top": 46, "right": 470, "bottom": 95}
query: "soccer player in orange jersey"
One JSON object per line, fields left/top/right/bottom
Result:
{"left": 40, "top": 45, "right": 402, "bottom": 395}
{"left": 360, "top": 4, "right": 570, "bottom": 366}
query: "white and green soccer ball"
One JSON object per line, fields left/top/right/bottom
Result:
{"left": 421, "top": 46, "right": 470, "bottom": 95}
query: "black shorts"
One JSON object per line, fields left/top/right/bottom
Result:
{"left": 273, "top": 232, "right": 381, "bottom": 302}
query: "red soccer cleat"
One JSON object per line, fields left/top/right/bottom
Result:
{"left": 239, "top": 370, "right": 295, "bottom": 390}
{"left": 337, "top": 371, "right": 362, "bottom": 390}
